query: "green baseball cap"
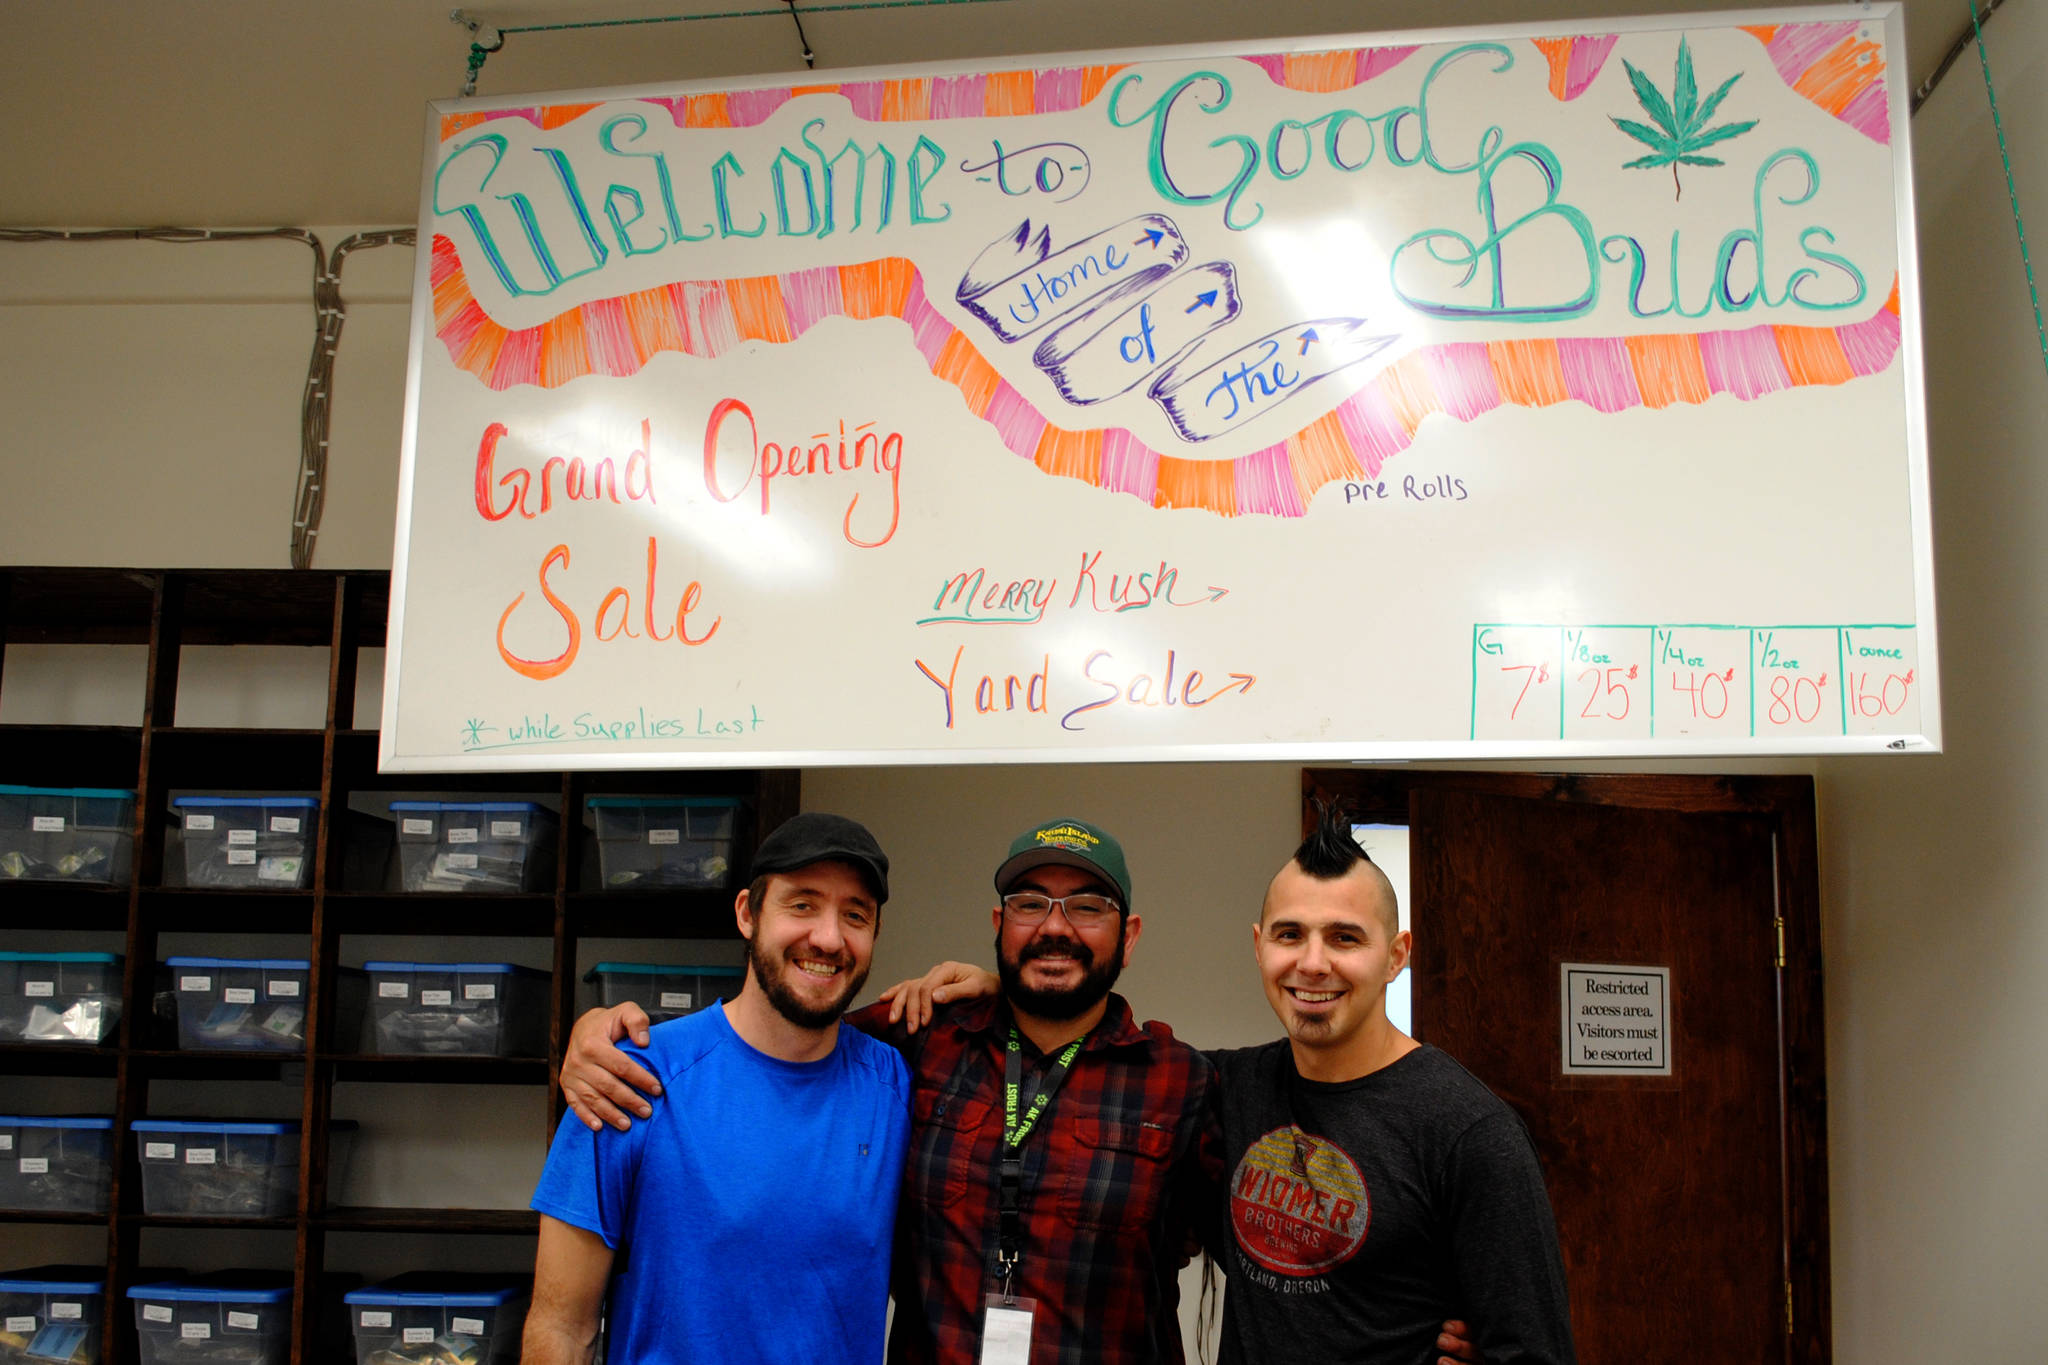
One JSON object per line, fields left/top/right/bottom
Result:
{"left": 994, "top": 818, "right": 1131, "bottom": 908}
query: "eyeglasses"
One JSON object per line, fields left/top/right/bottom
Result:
{"left": 1001, "top": 891, "right": 1122, "bottom": 927}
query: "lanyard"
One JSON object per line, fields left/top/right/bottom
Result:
{"left": 996, "top": 1027, "right": 1085, "bottom": 1298}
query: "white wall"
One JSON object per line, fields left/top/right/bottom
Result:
{"left": 6, "top": 7, "right": 2048, "bottom": 1357}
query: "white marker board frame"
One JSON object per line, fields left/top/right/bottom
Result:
{"left": 382, "top": 4, "right": 1938, "bottom": 771}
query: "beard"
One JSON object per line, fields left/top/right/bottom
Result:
{"left": 996, "top": 925, "right": 1125, "bottom": 1021}
{"left": 749, "top": 934, "right": 869, "bottom": 1029}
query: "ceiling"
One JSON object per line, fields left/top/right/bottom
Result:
{"left": 0, "top": 1, "right": 1974, "bottom": 228}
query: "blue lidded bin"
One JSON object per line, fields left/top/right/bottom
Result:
{"left": 343, "top": 1274, "right": 530, "bottom": 1365}
{"left": 171, "top": 796, "right": 319, "bottom": 889}
{"left": 0, "top": 952, "right": 123, "bottom": 1044}
{"left": 0, "top": 786, "right": 134, "bottom": 886}
{"left": 388, "top": 802, "right": 554, "bottom": 893}
{"left": 0, "top": 1265, "right": 104, "bottom": 1365}
{"left": 127, "top": 1274, "right": 291, "bottom": 1365}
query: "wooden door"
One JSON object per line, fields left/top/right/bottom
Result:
{"left": 1304, "top": 771, "right": 1829, "bottom": 1365}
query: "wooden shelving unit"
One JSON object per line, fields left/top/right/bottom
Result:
{"left": 0, "top": 566, "right": 798, "bottom": 1365}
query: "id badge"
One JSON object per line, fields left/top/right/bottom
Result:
{"left": 979, "top": 1294, "right": 1036, "bottom": 1365}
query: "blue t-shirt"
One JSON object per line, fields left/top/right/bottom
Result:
{"left": 532, "top": 1003, "right": 912, "bottom": 1364}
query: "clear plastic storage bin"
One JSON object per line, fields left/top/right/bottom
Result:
{"left": 389, "top": 802, "right": 554, "bottom": 893}
{"left": 587, "top": 796, "right": 739, "bottom": 890}
{"left": 171, "top": 797, "right": 318, "bottom": 890}
{"left": 0, "top": 787, "right": 133, "bottom": 886}
{"left": 0, "top": 1118, "right": 113, "bottom": 1214}
{"left": 363, "top": 963, "right": 547, "bottom": 1056}
{"left": 0, "top": 953, "right": 123, "bottom": 1045}
{"left": 127, "top": 1275, "right": 290, "bottom": 1365}
{"left": 130, "top": 1119, "right": 356, "bottom": 1219}
{"left": 0, "top": 1266, "right": 103, "bottom": 1365}
{"left": 167, "top": 958, "right": 365, "bottom": 1053}
{"left": 343, "top": 1275, "right": 530, "bottom": 1365}
{"left": 584, "top": 962, "right": 742, "bottom": 1024}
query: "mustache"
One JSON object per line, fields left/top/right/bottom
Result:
{"left": 1019, "top": 938, "right": 1094, "bottom": 967}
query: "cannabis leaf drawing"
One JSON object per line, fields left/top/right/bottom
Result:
{"left": 1611, "top": 37, "right": 1757, "bottom": 201}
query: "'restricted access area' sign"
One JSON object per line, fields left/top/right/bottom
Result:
{"left": 382, "top": 5, "right": 1937, "bottom": 771}
{"left": 1562, "top": 964, "right": 1673, "bottom": 1076}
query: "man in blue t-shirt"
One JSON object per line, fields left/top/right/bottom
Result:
{"left": 524, "top": 813, "right": 913, "bottom": 1365}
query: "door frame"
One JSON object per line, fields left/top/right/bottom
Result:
{"left": 1302, "top": 768, "right": 1829, "bottom": 1365}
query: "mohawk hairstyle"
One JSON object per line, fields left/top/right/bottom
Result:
{"left": 1294, "top": 799, "right": 1373, "bottom": 880}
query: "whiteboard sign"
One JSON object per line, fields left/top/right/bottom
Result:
{"left": 384, "top": 5, "right": 1936, "bottom": 770}
{"left": 1562, "top": 964, "right": 1672, "bottom": 1075}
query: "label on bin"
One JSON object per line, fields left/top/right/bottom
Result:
{"left": 181, "top": 976, "right": 212, "bottom": 992}
{"left": 225, "top": 987, "right": 257, "bottom": 1004}
{"left": 24, "top": 980, "right": 53, "bottom": 997}
{"left": 227, "top": 1313, "right": 260, "bottom": 1330}
{"left": 186, "top": 813, "right": 216, "bottom": 831}
{"left": 0, "top": 1135, "right": 11, "bottom": 1150}
{"left": 50, "top": 1304, "right": 81, "bottom": 1321}
{"left": 379, "top": 982, "right": 408, "bottom": 998}
{"left": 186, "top": 1148, "right": 217, "bottom": 1165}
{"left": 228, "top": 829, "right": 257, "bottom": 846}
{"left": 146, "top": 1142, "right": 177, "bottom": 1159}
{"left": 143, "top": 1306, "right": 172, "bottom": 1323}
{"left": 31, "top": 816, "right": 65, "bottom": 832}
{"left": 19, "top": 1158, "right": 48, "bottom": 1174}
{"left": 447, "top": 827, "right": 479, "bottom": 844}
{"left": 359, "top": 1312, "right": 392, "bottom": 1329}
{"left": 445, "top": 853, "right": 479, "bottom": 870}
{"left": 404, "top": 1328, "right": 436, "bottom": 1344}
{"left": 5, "top": 1317, "right": 34, "bottom": 1332}
{"left": 661, "top": 992, "right": 692, "bottom": 1009}
{"left": 649, "top": 828, "right": 681, "bottom": 845}
{"left": 421, "top": 989, "right": 453, "bottom": 1006}
{"left": 228, "top": 849, "right": 257, "bottom": 866}
{"left": 464, "top": 983, "right": 497, "bottom": 1001}
{"left": 268, "top": 979, "right": 301, "bottom": 997}
{"left": 452, "top": 1318, "right": 485, "bottom": 1336}
{"left": 182, "top": 1323, "right": 212, "bottom": 1340}
{"left": 490, "top": 820, "right": 522, "bottom": 838}
{"left": 270, "top": 816, "right": 301, "bottom": 834}
{"left": 402, "top": 818, "right": 435, "bottom": 835}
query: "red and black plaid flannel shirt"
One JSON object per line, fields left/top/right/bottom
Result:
{"left": 850, "top": 992, "right": 1224, "bottom": 1365}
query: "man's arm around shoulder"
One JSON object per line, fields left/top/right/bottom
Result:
{"left": 524, "top": 1216, "right": 613, "bottom": 1365}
